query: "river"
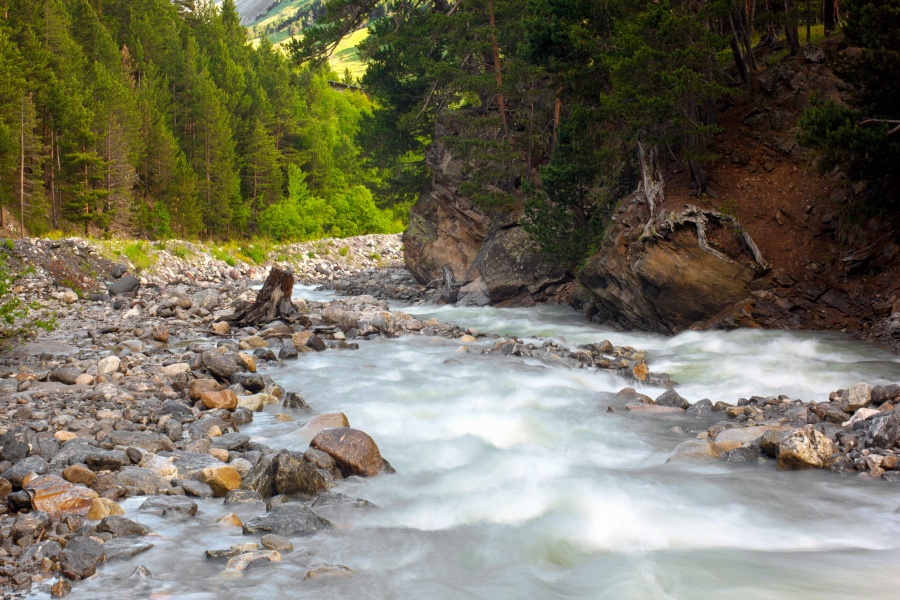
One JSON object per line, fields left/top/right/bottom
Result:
{"left": 52, "top": 287, "right": 900, "bottom": 599}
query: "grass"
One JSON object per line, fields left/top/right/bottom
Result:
{"left": 122, "top": 241, "right": 156, "bottom": 272}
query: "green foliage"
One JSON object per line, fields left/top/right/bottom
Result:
{"left": 0, "top": 255, "right": 55, "bottom": 353}
{"left": 338, "top": 245, "right": 349, "bottom": 256}
{"left": 839, "top": 0, "right": 900, "bottom": 116}
{"left": 239, "top": 243, "right": 268, "bottom": 264}
{"left": 798, "top": 98, "right": 900, "bottom": 207}
{"left": 122, "top": 241, "right": 156, "bottom": 272}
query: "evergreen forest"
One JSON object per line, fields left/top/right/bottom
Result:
{"left": 0, "top": 0, "right": 403, "bottom": 241}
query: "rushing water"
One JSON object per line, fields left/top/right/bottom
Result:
{"left": 54, "top": 287, "right": 900, "bottom": 600}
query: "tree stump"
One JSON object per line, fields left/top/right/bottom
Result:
{"left": 220, "top": 268, "right": 305, "bottom": 326}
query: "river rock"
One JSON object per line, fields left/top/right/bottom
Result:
{"left": 238, "top": 393, "right": 279, "bottom": 412}
{"left": 3, "top": 455, "right": 49, "bottom": 487}
{"left": 841, "top": 383, "right": 872, "bottom": 413}
{"left": 191, "top": 288, "right": 220, "bottom": 310}
{"left": 668, "top": 439, "right": 721, "bottom": 461}
{"left": 713, "top": 426, "right": 787, "bottom": 454}
{"left": 283, "top": 391, "right": 311, "bottom": 411}
{"left": 108, "top": 275, "right": 141, "bottom": 296}
{"left": 199, "top": 465, "right": 242, "bottom": 497}
{"left": 225, "top": 550, "right": 281, "bottom": 571}
{"left": 224, "top": 489, "right": 264, "bottom": 504}
{"left": 202, "top": 350, "right": 242, "bottom": 380}
{"left": 200, "top": 389, "right": 238, "bottom": 411}
{"left": 190, "top": 379, "right": 222, "bottom": 400}
{"left": 139, "top": 495, "right": 198, "bottom": 516}
{"left": 310, "top": 428, "right": 384, "bottom": 477}
{"left": 108, "top": 430, "right": 172, "bottom": 453}
{"left": 776, "top": 425, "right": 835, "bottom": 470}
{"left": 274, "top": 451, "right": 327, "bottom": 496}
{"left": 241, "top": 502, "right": 332, "bottom": 536}
{"left": 24, "top": 473, "right": 98, "bottom": 518}
{"left": 96, "top": 356, "right": 121, "bottom": 376}
{"left": 60, "top": 536, "right": 105, "bottom": 580}
{"left": 87, "top": 497, "right": 124, "bottom": 520}
{"left": 242, "top": 452, "right": 278, "bottom": 498}
{"left": 103, "top": 538, "right": 154, "bottom": 561}
{"left": 299, "top": 412, "right": 350, "bottom": 438}
{"left": 654, "top": 389, "right": 689, "bottom": 410}
{"left": 304, "top": 563, "right": 353, "bottom": 580}
{"left": 116, "top": 467, "right": 170, "bottom": 495}
{"left": 97, "top": 515, "right": 150, "bottom": 537}
{"left": 231, "top": 373, "right": 267, "bottom": 392}
{"left": 50, "top": 367, "right": 82, "bottom": 385}
{"left": 253, "top": 535, "right": 291, "bottom": 557}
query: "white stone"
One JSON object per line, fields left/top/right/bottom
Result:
{"left": 97, "top": 356, "right": 121, "bottom": 376}
{"left": 161, "top": 363, "right": 191, "bottom": 376}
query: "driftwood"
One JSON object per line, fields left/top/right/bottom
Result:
{"left": 220, "top": 267, "right": 305, "bottom": 326}
{"left": 658, "top": 205, "right": 768, "bottom": 271}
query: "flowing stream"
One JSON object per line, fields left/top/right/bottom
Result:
{"left": 55, "top": 287, "right": 900, "bottom": 599}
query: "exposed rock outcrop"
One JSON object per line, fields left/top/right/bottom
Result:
{"left": 403, "top": 118, "right": 567, "bottom": 307}
{"left": 575, "top": 201, "right": 765, "bottom": 333}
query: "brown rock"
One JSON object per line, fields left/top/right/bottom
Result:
{"left": 211, "top": 321, "right": 230, "bottom": 335}
{"left": 310, "top": 427, "right": 384, "bottom": 477}
{"left": 217, "top": 513, "right": 243, "bottom": 527}
{"left": 198, "top": 465, "right": 242, "bottom": 497}
{"left": 299, "top": 412, "right": 350, "bottom": 439}
{"left": 86, "top": 497, "right": 124, "bottom": 521}
{"left": 190, "top": 379, "right": 222, "bottom": 400}
{"left": 63, "top": 465, "right": 96, "bottom": 487}
{"left": 776, "top": 425, "right": 835, "bottom": 470}
{"left": 237, "top": 352, "right": 257, "bottom": 373}
{"left": 24, "top": 473, "right": 98, "bottom": 519}
{"left": 152, "top": 325, "right": 169, "bottom": 343}
{"left": 200, "top": 389, "right": 238, "bottom": 410}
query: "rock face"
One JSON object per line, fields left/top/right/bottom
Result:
{"left": 403, "top": 117, "right": 566, "bottom": 307}
{"left": 576, "top": 210, "right": 761, "bottom": 334}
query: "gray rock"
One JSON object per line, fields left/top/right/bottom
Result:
{"left": 231, "top": 373, "right": 267, "bottom": 392}
{"left": 242, "top": 452, "right": 278, "bottom": 498}
{"left": 160, "top": 400, "right": 193, "bottom": 421}
{"left": 284, "top": 392, "right": 311, "bottom": 411}
{"left": 241, "top": 502, "right": 332, "bottom": 536}
{"left": 108, "top": 431, "right": 173, "bottom": 453}
{"left": 73, "top": 449, "right": 129, "bottom": 471}
{"left": 97, "top": 516, "right": 150, "bottom": 537}
{"left": 210, "top": 432, "right": 250, "bottom": 452}
{"left": 60, "top": 536, "right": 105, "bottom": 580}
{"left": 686, "top": 398, "right": 713, "bottom": 417}
{"left": 0, "top": 430, "right": 31, "bottom": 462}
{"left": 103, "top": 538, "right": 154, "bottom": 561}
{"left": 138, "top": 495, "right": 198, "bottom": 516}
{"left": 50, "top": 367, "right": 82, "bottom": 385}
{"left": 275, "top": 451, "right": 327, "bottom": 497}
{"left": 260, "top": 534, "right": 293, "bottom": 553}
{"left": 655, "top": 389, "right": 689, "bottom": 410}
{"left": 108, "top": 275, "right": 141, "bottom": 297}
{"left": 279, "top": 343, "right": 298, "bottom": 359}
{"left": 202, "top": 350, "right": 242, "bottom": 380}
{"left": 191, "top": 289, "right": 220, "bottom": 311}
{"left": 178, "top": 479, "right": 214, "bottom": 498}
{"left": 841, "top": 383, "right": 872, "bottom": 413}
{"left": 224, "top": 489, "right": 264, "bottom": 504}
{"left": 116, "top": 467, "right": 170, "bottom": 495}
{"left": 2, "top": 456, "right": 49, "bottom": 488}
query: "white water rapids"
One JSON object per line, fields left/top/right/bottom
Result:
{"left": 52, "top": 287, "right": 900, "bottom": 599}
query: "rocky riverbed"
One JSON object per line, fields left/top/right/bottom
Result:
{"left": 0, "top": 234, "right": 666, "bottom": 597}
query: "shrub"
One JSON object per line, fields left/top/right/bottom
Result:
{"left": 123, "top": 241, "right": 156, "bottom": 272}
{"left": 0, "top": 257, "right": 55, "bottom": 353}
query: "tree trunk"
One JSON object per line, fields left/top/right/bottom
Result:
{"left": 784, "top": 0, "right": 800, "bottom": 56}
{"left": 19, "top": 95, "right": 25, "bottom": 239}
{"left": 823, "top": 0, "right": 838, "bottom": 32}
{"left": 220, "top": 267, "right": 306, "bottom": 326}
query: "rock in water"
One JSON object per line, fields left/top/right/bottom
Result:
{"left": 60, "top": 537, "right": 104, "bottom": 580}
{"left": 274, "top": 451, "right": 327, "bottom": 496}
{"left": 241, "top": 502, "right": 332, "bottom": 536}
{"left": 776, "top": 425, "right": 835, "bottom": 469}
{"left": 310, "top": 427, "right": 385, "bottom": 477}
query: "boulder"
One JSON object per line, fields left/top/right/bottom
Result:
{"left": 97, "top": 356, "right": 121, "bottom": 376}
{"left": 776, "top": 426, "right": 835, "bottom": 470}
{"left": 87, "top": 497, "right": 125, "bottom": 520}
{"left": 50, "top": 367, "right": 82, "bottom": 385}
{"left": 97, "top": 516, "right": 150, "bottom": 537}
{"left": 3, "top": 455, "right": 49, "bottom": 487}
{"left": 274, "top": 451, "right": 327, "bottom": 496}
{"left": 60, "top": 536, "right": 104, "bottom": 580}
{"left": 713, "top": 426, "right": 787, "bottom": 454}
{"left": 841, "top": 383, "right": 872, "bottom": 413}
{"left": 201, "top": 350, "right": 242, "bottom": 381}
{"left": 667, "top": 439, "right": 721, "bottom": 461}
{"left": 310, "top": 427, "right": 385, "bottom": 477}
{"left": 108, "top": 430, "right": 172, "bottom": 453}
{"left": 299, "top": 412, "right": 350, "bottom": 438}
{"left": 138, "top": 495, "right": 198, "bottom": 516}
{"left": 241, "top": 502, "right": 332, "bottom": 536}
{"left": 24, "top": 473, "right": 98, "bottom": 518}
{"left": 103, "top": 538, "right": 154, "bottom": 561}
{"left": 190, "top": 379, "right": 222, "bottom": 400}
{"left": 200, "top": 389, "right": 238, "bottom": 411}
{"left": 198, "top": 465, "right": 242, "bottom": 497}
{"left": 654, "top": 389, "right": 689, "bottom": 410}
{"left": 108, "top": 275, "right": 141, "bottom": 297}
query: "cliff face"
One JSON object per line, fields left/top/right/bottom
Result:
{"left": 575, "top": 202, "right": 762, "bottom": 333}
{"left": 403, "top": 122, "right": 567, "bottom": 307}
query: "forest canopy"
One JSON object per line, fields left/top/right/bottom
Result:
{"left": 0, "top": 0, "right": 404, "bottom": 240}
